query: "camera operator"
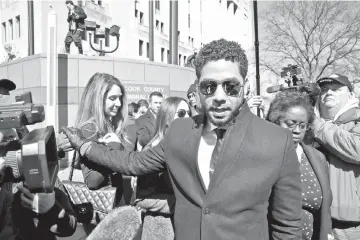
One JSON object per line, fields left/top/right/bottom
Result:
{"left": 0, "top": 138, "right": 77, "bottom": 240}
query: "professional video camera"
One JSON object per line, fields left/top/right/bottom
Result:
{"left": 267, "top": 64, "right": 320, "bottom": 96}
{"left": 0, "top": 92, "right": 59, "bottom": 193}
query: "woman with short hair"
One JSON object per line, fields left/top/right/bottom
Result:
{"left": 267, "top": 91, "right": 332, "bottom": 240}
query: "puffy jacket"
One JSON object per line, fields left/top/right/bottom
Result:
{"left": 313, "top": 97, "right": 360, "bottom": 222}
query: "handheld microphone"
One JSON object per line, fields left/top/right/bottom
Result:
{"left": 87, "top": 206, "right": 142, "bottom": 240}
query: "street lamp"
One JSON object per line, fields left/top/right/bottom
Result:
{"left": 85, "top": 20, "right": 120, "bottom": 56}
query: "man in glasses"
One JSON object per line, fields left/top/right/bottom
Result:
{"left": 311, "top": 74, "right": 360, "bottom": 239}
{"left": 61, "top": 39, "right": 301, "bottom": 239}
{"left": 187, "top": 82, "right": 201, "bottom": 116}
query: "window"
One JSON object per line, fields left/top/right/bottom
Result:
{"left": 135, "top": 9, "right": 138, "bottom": 18}
{"left": 8, "top": 19, "right": 13, "bottom": 41}
{"left": 155, "top": 0, "right": 160, "bottom": 11}
{"left": 98, "top": 0, "right": 102, "bottom": 6}
{"left": 139, "top": 40, "right": 143, "bottom": 56}
{"left": 105, "top": 28, "right": 109, "bottom": 47}
{"left": 191, "top": 37, "right": 194, "bottom": 47}
{"left": 160, "top": 22, "right": 164, "bottom": 33}
{"left": 146, "top": 42, "right": 149, "bottom": 58}
{"left": 188, "top": 14, "right": 190, "bottom": 28}
{"left": 188, "top": 36, "right": 191, "bottom": 44}
{"left": 156, "top": 20, "right": 159, "bottom": 30}
{"left": 1, "top": 22, "right": 6, "bottom": 43}
{"left": 167, "top": 50, "right": 170, "bottom": 64}
{"left": 184, "top": 56, "right": 187, "bottom": 65}
{"left": 140, "top": 12, "right": 144, "bottom": 24}
{"left": 161, "top": 47, "right": 165, "bottom": 62}
{"left": 178, "top": 31, "right": 180, "bottom": 41}
{"left": 15, "top": 15, "right": 20, "bottom": 38}
{"left": 179, "top": 54, "right": 182, "bottom": 65}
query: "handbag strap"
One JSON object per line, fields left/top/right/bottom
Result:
{"left": 68, "top": 151, "right": 77, "bottom": 181}
{"left": 68, "top": 150, "right": 113, "bottom": 187}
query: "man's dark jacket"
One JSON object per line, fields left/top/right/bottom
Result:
{"left": 67, "top": 5, "right": 87, "bottom": 31}
{"left": 135, "top": 110, "right": 156, "bottom": 147}
{"left": 85, "top": 104, "right": 302, "bottom": 240}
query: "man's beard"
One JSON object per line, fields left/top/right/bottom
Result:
{"left": 207, "top": 108, "right": 240, "bottom": 127}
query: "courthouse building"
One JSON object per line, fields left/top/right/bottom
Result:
{"left": 0, "top": 0, "right": 252, "bottom": 65}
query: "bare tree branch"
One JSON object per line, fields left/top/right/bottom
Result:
{"left": 259, "top": 1, "right": 360, "bottom": 82}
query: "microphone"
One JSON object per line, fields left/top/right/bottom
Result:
{"left": 266, "top": 85, "right": 285, "bottom": 93}
{"left": 87, "top": 206, "right": 142, "bottom": 240}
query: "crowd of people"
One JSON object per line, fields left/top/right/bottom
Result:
{"left": 0, "top": 38, "right": 359, "bottom": 240}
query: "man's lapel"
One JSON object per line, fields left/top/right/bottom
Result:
{"left": 183, "top": 114, "right": 207, "bottom": 196}
{"left": 206, "top": 105, "right": 254, "bottom": 199}
{"left": 146, "top": 110, "right": 156, "bottom": 128}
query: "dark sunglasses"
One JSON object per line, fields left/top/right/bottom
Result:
{"left": 176, "top": 109, "right": 192, "bottom": 118}
{"left": 198, "top": 80, "right": 243, "bottom": 96}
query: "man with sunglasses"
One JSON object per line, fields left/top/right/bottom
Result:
{"left": 311, "top": 73, "right": 360, "bottom": 240}
{"left": 187, "top": 82, "right": 202, "bottom": 116}
{"left": 62, "top": 39, "right": 301, "bottom": 240}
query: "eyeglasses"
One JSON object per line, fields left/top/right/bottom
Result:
{"left": 176, "top": 109, "right": 192, "bottom": 118}
{"left": 187, "top": 93, "right": 196, "bottom": 99}
{"left": 279, "top": 120, "right": 309, "bottom": 131}
{"left": 198, "top": 80, "right": 244, "bottom": 96}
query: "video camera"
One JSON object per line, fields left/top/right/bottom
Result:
{"left": 0, "top": 92, "right": 59, "bottom": 193}
{"left": 267, "top": 64, "right": 320, "bottom": 95}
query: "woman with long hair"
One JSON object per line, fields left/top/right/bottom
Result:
{"left": 267, "top": 91, "right": 332, "bottom": 240}
{"left": 135, "top": 96, "right": 191, "bottom": 240}
{"left": 65, "top": 73, "right": 129, "bottom": 203}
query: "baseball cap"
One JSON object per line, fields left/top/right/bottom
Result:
{"left": 0, "top": 79, "right": 16, "bottom": 91}
{"left": 316, "top": 73, "right": 352, "bottom": 91}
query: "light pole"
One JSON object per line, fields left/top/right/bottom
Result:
{"left": 85, "top": 20, "right": 120, "bottom": 56}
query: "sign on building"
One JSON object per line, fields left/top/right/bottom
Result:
{"left": 123, "top": 83, "right": 170, "bottom": 103}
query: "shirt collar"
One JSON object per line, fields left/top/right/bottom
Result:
{"left": 204, "top": 115, "right": 236, "bottom": 133}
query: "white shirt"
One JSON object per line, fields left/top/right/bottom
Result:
{"left": 296, "top": 144, "right": 303, "bottom": 163}
{"left": 197, "top": 122, "right": 218, "bottom": 190}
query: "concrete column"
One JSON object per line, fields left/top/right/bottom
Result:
{"left": 169, "top": 0, "right": 178, "bottom": 65}
{"left": 46, "top": 7, "right": 58, "bottom": 130}
{"left": 27, "top": 0, "right": 35, "bottom": 55}
{"left": 149, "top": 0, "right": 154, "bottom": 61}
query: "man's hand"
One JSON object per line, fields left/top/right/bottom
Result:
{"left": 247, "top": 95, "right": 264, "bottom": 109}
{"left": 57, "top": 132, "right": 73, "bottom": 152}
{"left": 17, "top": 185, "right": 55, "bottom": 214}
{"left": 311, "top": 114, "right": 324, "bottom": 130}
{"left": 61, "top": 127, "right": 88, "bottom": 151}
{"left": 99, "top": 133, "right": 121, "bottom": 144}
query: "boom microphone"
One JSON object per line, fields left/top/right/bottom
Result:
{"left": 87, "top": 206, "right": 142, "bottom": 240}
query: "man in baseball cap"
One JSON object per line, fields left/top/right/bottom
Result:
{"left": 312, "top": 72, "right": 360, "bottom": 238}
{"left": 316, "top": 73, "right": 352, "bottom": 91}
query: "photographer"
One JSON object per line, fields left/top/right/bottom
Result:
{"left": 0, "top": 141, "right": 77, "bottom": 239}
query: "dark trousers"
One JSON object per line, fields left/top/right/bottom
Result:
{"left": 65, "top": 29, "right": 83, "bottom": 54}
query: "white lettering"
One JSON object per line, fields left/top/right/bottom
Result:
{"left": 29, "top": 169, "right": 39, "bottom": 175}
{"left": 143, "top": 87, "right": 164, "bottom": 93}
{"left": 125, "top": 86, "right": 141, "bottom": 92}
